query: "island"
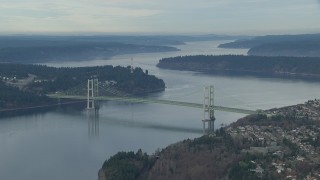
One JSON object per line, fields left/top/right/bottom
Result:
{"left": 98, "top": 99, "right": 320, "bottom": 179}
{"left": 0, "top": 63, "right": 165, "bottom": 112}
{"left": 157, "top": 55, "right": 320, "bottom": 80}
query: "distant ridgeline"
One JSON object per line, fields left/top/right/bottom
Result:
{"left": 0, "top": 34, "right": 248, "bottom": 64}
{"left": 0, "top": 63, "right": 165, "bottom": 109}
{"left": 157, "top": 55, "right": 320, "bottom": 80}
{"left": 0, "top": 42, "right": 178, "bottom": 63}
{"left": 0, "top": 36, "right": 179, "bottom": 63}
{"left": 0, "top": 34, "right": 253, "bottom": 63}
{"left": 219, "top": 34, "right": 320, "bottom": 57}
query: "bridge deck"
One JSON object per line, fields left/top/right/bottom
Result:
{"left": 49, "top": 94, "right": 259, "bottom": 115}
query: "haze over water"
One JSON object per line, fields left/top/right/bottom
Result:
{"left": 2, "top": 40, "right": 320, "bottom": 180}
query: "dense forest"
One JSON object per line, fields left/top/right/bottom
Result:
{"left": 218, "top": 34, "right": 320, "bottom": 57}
{"left": 99, "top": 150, "right": 156, "bottom": 180}
{"left": 0, "top": 63, "right": 165, "bottom": 109}
{"left": 157, "top": 55, "right": 320, "bottom": 79}
{"left": 0, "top": 81, "right": 52, "bottom": 109}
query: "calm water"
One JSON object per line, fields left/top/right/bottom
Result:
{"left": 2, "top": 41, "right": 320, "bottom": 180}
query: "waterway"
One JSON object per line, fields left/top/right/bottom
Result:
{"left": 1, "top": 41, "right": 320, "bottom": 180}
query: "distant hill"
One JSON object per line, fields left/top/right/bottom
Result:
{"left": 0, "top": 39, "right": 179, "bottom": 63}
{"left": 218, "top": 34, "right": 320, "bottom": 57}
{"left": 219, "top": 34, "right": 320, "bottom": 49}
{"left": 0, "top": 34, "right": 247, "bottom": 47}
{"left": 247, "top": 41, "right": 320, "bottom": 57}
{"left": 0, "top": 35, "right": 247, "bottom": 63}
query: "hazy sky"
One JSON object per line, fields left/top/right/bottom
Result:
{"left": 1, "top": 0, "right": 320, "bottom": 35}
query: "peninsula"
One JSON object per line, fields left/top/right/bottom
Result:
{"left": 98, "top": 99, "right": 320, "bottom": 179}
{"left": 0, "top": 63, "right": 165, "bottom": 111}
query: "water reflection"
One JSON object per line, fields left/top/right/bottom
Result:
{"left": 73, "top": 102, "right": 203, "bottom": 138}
{"left": 87, "top": 110, "right": 99, "bottom": 138}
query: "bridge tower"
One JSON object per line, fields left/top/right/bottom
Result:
{"left": 87, "top": 78, "right": 99, "bottom": 110}
{"left": 202, "top": 85, "right": 215, "bottom": 134}
{"left": 87, "top": 78, "right": 99, "bottom": 138}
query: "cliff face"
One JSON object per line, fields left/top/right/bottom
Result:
{"left": 97, "top": 169, "right": 106, "bottom": 180}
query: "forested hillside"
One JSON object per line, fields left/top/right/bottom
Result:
{"left": 157, "top": 55, "right": 320, "bottom": 79}
{"left": 0, "top": 63, "right": 165, "bottom": 109}
{"left": 247, "top": 41, "right": 320, "bottom": 57}
{"left": 0, "top": 81, "right": 52, "bottom": 109}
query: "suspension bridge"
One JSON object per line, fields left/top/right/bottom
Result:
{"left": 48, "top": 78, "right": 264, "bottom": 134}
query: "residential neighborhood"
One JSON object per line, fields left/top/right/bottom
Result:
{"left": 226, "top": 100, "right": 320, "bottom": 179}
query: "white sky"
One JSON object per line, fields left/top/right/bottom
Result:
{"left": 0, "top": 0, "right": 320, "bottom": 35}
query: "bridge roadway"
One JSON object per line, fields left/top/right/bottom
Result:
{"left": 49, "top": 94, "right": 259, "bottom": 115}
